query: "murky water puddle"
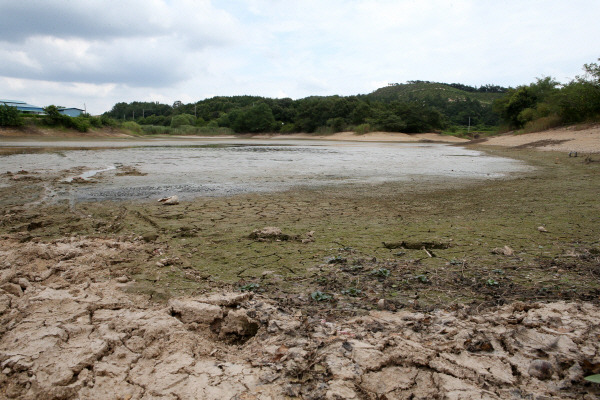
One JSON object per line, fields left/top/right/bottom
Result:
{"left": 0, "top": 139, "right": 532, "bottom": 202}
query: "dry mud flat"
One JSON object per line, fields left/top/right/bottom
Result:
{"left": 1, "top": 237, "right": 600, "bottom": 399}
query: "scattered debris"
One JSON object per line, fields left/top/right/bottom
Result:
{"left": 383, "top": 240, "right": 451, "bottom": 250}
{"left": 249, "top": 226, "right": 292, "bottom": 241}
{"left": 491, "top": 245, "right": 515, "bottom": 256}
{"left": 158, "top": 195, "right": 179, "bottom": 205}
{"left": 528, "top": 359, "right": 554, "bottom": 380}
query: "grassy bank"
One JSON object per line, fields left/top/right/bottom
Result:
{"left": 1, "top": 147, "right": 599, "bottom": 315}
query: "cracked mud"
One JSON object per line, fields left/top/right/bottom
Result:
{"left": 1, "top": 237, "right": 599, "bottom": 399}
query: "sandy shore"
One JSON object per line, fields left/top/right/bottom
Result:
{"left": 3, "top": 125, "right": 600, "bottom": 154}
{"left": 477, "top": 125, "right": 600, "bottom": 153}
{"left": 250, "top": 131, "right": 468, "bottom": 143}
{"left": 252, "top": 126, "right": 600, "bottom": 153}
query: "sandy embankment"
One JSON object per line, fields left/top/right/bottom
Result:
{"left": 253, "top": 126, "right": 600, "bottom": 153}
{"left": 3, "top": 125, "right": 599, "bottom": 153}
{"left": 251, "top": 131, "right": 468, "bottom": 143}
{"left": 479, "top": 125, "right": 600, "bottom": 154}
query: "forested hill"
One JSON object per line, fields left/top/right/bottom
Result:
{"left": 365, "top": 81, "right": 507, "bottom": 104}
{"left": 103, "top": 81, "right": 508, "bottom": 134}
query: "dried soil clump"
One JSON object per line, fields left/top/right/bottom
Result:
{"left": 1, "top": 237, "right": 599, "bottom": 399}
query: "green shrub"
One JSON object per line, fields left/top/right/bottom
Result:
{"left": 280, "top": 123, "right": 297, "bottom": 134}
{"left": 100, "top": 115, "right": 118, "bottom": 127}
{"left": 174, "top": 125, "right": 198, "bottom": 135}
{"left": 0, "top": 104, "right": 23, "bottom": 127}
{"left": 354, "top": 123, "right": 371, "bottom": 135}
{"left": 523, "top": 115, "right": 562, "bottom": 133}
{"left": 170, "top": 113, "right": 196, "bottom": 128}
{"left": 122, "top": 121, "right": 142, "bottom": 133}
{"left": 88, "top": 116, "right": 102, "bottom": 128}
{"left": 43, "top": 105, "right": 67, "bottom": 126}
{"left": 70, "top": 116, "right": 90, "bottom": 132}
{"left": 141, "top": 125, "right": 172, "bottom": 135}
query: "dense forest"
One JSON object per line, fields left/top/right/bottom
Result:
{"left": 102, "top": 81, "right": 507, "bottom": 135}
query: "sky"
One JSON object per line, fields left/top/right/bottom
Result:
{"left": 1, "top": 0, "right": 599, "bottom": 115}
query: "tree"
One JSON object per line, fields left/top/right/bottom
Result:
{"left": 493, "top": 87, "right": 538, "bottom": 128}
{"left": 0, "top": 104, "right": 23, "bottom": 127}
{"left": 170, "top": 113, "right": 196, "bottom": 128}
{"left": 232, "top": 103, "right": 275, "bottom": 133}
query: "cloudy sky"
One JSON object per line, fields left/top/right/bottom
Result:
{"left": 1, "top": 0, "right": 599, "bottom": 115}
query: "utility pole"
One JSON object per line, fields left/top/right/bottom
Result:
{"left": 84, "top": 103, "right": 87, "bottom": 115}
{"left": 467, "top": 117, "right": 471, "bottom": 135}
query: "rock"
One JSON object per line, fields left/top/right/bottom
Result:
{"left": 528, "top": 359, "right": 554, "bottom": 380}
{"left": 168, "top": 298, "right": 223, "bottom": 324}
{"left": 156, "top": 257, "right": 181, "bottom": 267}
{"left": 115, "top": 276, "right": 129, "bottom": 283}
{"left": 219, "top": 310, "right": 259, "bottom": 340}
{"left": 0, "top": 269, "right": 17, "bottom": 285}
{"left": 158, "top": 195, "right": 179, "bottom": 205}
{"left": 249, "top": 226, "right": 291, "bottom": 241}
{"left": 491, "top": 245, "right": 514, "bottom": 256}
{"left": 17, "top": 278, "right": 31, "bottom": 290}
{"left": 194, "top": 292, "right": 253, "bottom": 307}
{"left": 377, "top": 299, "right": 387, "bottom": 310}
{"left": 537, "top": 226, "right": 548, "bottom": 233}
{"left": 326, "top": 379, "right": 358, "bottom": 399}
{"left": 284, "top": 384, "right": 302, "bottom": 397}
{"left": 142, "top": 233, "right": 158, "bottom": 242}
{"left": 1, "top": 283, "right": 23, "bottom": 297}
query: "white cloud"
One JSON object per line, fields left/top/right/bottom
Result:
{"left": 1, "top": 0, "right": 599, "bottom": 114}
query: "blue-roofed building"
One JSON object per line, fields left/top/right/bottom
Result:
{"left": 0, "top": 99, "right": 44, "bottom": 114}
{"left": 1, "top": 100, "right": 85, "bottom": 117}
{"left": 58, "top": 107, "right": 84, "bottom": 117}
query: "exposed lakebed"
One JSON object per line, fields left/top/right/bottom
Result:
{"left": 0, "top": 139, "right": 531, "bottom": 202}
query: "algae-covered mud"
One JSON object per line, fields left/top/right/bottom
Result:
{"left": 1, "top": 140, "right": 599, "bottom": 399}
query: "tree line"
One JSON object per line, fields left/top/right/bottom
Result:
{"left": 4, "top": 59, "right": 598, "bottom": 134}
{"left": 103, "top": 89, "right": 500, "bottom": 134}
{"left": 493, "top": 58, "right": 600, "bottom": 131}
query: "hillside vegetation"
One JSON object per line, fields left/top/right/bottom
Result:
{"left": 103, "top": 81, "right": 506, "bottom": 136}
{"left": 3, "top": 59, "right": 599, "bottom": 137}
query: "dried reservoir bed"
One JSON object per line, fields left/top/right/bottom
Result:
{"left": 1, "top": 146, "right": 599, "bottom": 399}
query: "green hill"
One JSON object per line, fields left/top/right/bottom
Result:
{"left": 365, "top": 81, "right": 506, "bottom": 105}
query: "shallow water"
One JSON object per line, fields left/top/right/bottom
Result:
{"left": 0, "top": 139, "right": 531, "bottom": 202}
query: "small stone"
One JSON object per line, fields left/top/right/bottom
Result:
{"left": 158, "top": 195, "right": 179, "bottom": 205}
{"left": 528, "top": 359, "right": 554, "bottom": 380}
{"left": 17, "top": 278, "right": 31, "bottom": 290}
{"left": 1, "top": 283, "right": 23, "bottom": 297}
{"left": 284, "top": 384, "right": 302, "bottom": 397}
{"left": 168, "top": 298, "right": 223, "bottom": 324}
{"left": 142, "top": 233, "right": 158, "bottom": 242}
{"left": 537, "top": 226, "right": 548, "bottom": 233}
{"left": 492, "top": 245, "right": 514, "bottom": 256}
{"left": 219, "top": 309, "right": 259, "bottom": 339}
{"left": 115, "top": 275, "right": 129, "bottom": 283}
{"left": 377, "top": 299, "right": 387, "bottom": 310}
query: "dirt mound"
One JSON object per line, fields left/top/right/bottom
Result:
{"left": 1, "top": 236, "right": 599, "bottom": 399}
